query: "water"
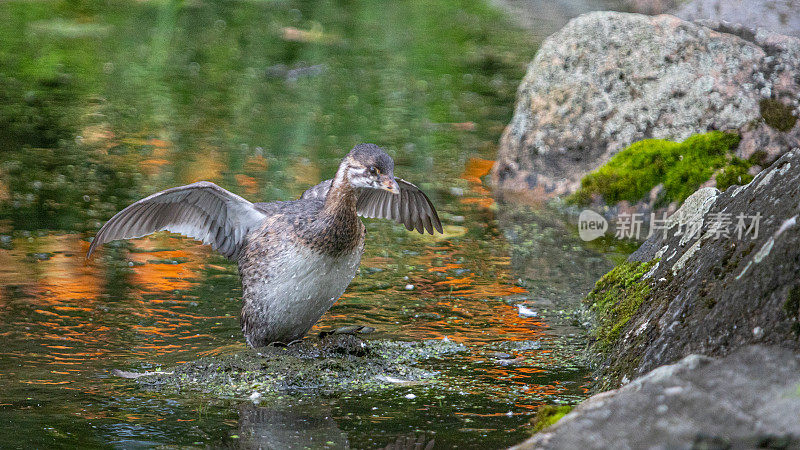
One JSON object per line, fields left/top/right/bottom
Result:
{"left": 0, "top": 0, "right": 627, "bottom": 447}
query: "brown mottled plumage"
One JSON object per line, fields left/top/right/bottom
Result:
{"left": 87, "top": 144, "right": 442, "bottom": 347}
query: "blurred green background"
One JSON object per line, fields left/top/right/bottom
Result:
{"left": 0, "top": 0, "right": 528, "bottom": 231}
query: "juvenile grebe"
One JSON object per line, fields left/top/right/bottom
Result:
{"left": 87, "top": 144, "right": 442, "bottom": 347}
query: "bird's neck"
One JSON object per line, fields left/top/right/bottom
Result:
{"left": 321, "top": 164, "right": 357, "bottom": 219}
{"left": 312, "top": 166, "right": 363, "bottom": 257}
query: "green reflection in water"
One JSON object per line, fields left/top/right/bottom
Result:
{"left": 1, "top": 0, "right": 525, "bottom": 231}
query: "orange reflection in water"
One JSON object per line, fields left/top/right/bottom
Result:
{"left": 125, "top": 237, "right": 209, "bottom": 293}
{"left": 460, "top": 158, "right": 495, "bottom": 209}
{"left": 0, "top": 235, "right": 114, "bottom": 387}
{"left": 321, "top": 218, "right": 592, "bottom": 408}
{"left": 0, "top": 235, "right": 101, "bottom": 304}
{"left": 121, "top": 236, "right": 237, "bottom": 355}
{"left": 0, "top": 232, "right": 241, "bottom": 390}
{"left": 131, "top": 137, "right": 172, "bottom": 177}
{"left": 332, "top": 235, "right": 538, "bottom": 348}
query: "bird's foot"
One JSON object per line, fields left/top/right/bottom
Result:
{"left": 318, "top": 325, "right": 376, "bottom": 338}
{"left": 265, "top": 338, "right": 304, "bottom": 348}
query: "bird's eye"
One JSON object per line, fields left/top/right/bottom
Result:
{"left": 368, "top": 167, "right": 378, "bottom": 176}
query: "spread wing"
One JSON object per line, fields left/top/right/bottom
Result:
{"left": 86, "top": 181, "right": 267, "bottom": 260}
{"left": 299, "top": 179, "right": 332, "bottom": 200}
{"left": 301, "top": 178, "right": 443, "bottom": 235}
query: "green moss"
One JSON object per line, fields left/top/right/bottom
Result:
{"left": 784, "top": 285, "right": 800, "bottom": 318}
{"left": 568, "top": 188, "right": 593, "bottom": 207}
{"left": 716, "top": 157, "right": 754, "bottom": 191}
{"left": 760, "top": 98, "right": 798, "bottom": 132}
{"left": 748, "top": 150, "right": 769, "bottom": 166}
{"left": 571, "top": 131, "right": 741, "bottom": 205}
{"left": 584, "top": 260, "right": 658, "bottom": 352}
{"left": 531, "top": 405, "right": 574, "bottom": 433}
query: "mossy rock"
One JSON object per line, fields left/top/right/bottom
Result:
{"left": 584, "top": 260, "right": 658, "bottom": 353}
{"left": 530, "top": 405, "right": 574, "bottom": 433}
{"left": 760, "top": 98, "right": 798, "bottom": 132}
{"left": 571, "top": 131, "right": 744, "bottom": 205}
{"left": 716, "top": 157, "right": 754, "bottom": 191}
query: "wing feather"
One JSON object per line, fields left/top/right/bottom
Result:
{"left": 87, "top": 181, "right": 266, "bottom": 260}
{"left": 411, "top": 191, "right": 424, "bottom": 233}
{"left": 302, "top": 178, "right": 442, "bottom": 235}
{"left": 400, "top": 190, "right": 413, "bottom": 231}
{"left": 414, "top": 190, "right": 434, "bottom": 234}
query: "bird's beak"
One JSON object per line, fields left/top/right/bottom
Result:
{"left": 381, "top": 176, "right": 400, "bottom": 195}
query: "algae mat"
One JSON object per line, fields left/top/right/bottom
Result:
{"left": 128, "top": 335, "right": 467, "bottom": 398}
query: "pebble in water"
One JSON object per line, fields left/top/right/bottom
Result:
{"left": 517, "top": 304, "right": 538, "bottom": 318}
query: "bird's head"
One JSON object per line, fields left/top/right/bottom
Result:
{"left": 341, "top": 143, "right": 399, "bottom": 194}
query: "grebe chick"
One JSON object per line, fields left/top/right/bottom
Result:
{"left": 87, "top": 144, "right": 442, "bottom": 347}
